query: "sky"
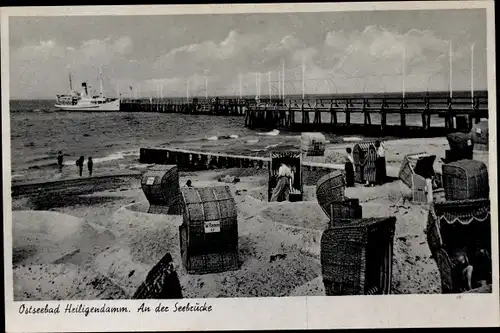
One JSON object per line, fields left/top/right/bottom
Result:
{"left": 9, "top": 8, "right": 488, "bottom": 99}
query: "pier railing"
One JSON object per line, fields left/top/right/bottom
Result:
{"left": 118, "top": 91, "right": 487, "bottom": 120}
{"left": 244, "top": 93, "right": 488, "bottom": 136}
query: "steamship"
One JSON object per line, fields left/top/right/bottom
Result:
{"left": 55, "top": 68, "right": 120, "bottom": 111}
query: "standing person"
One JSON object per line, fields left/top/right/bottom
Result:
{"left": 87, "top": 157, "right": 93, "bottom": 177}
{"left": 375, "top": 140, "right": 386, "bottom": 185}
{"left": 76, "top": 156, "right": 84, "bottom": 177}
{"left": 270, "top": 161, "right": 293, "bottom": 202}
{"left": 57, "top": 151, "right": 64, "bottom": 171}
{"left": 344, "top": 147, "right": 355, "bottom": 187}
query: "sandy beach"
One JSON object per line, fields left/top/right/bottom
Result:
{"left": 11, "top": 136, "right": 488, "bottom": 300}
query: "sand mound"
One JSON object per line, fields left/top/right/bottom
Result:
{"left": 100, "top": 199, "right": 322, "bottom": 298}
{"left": 92, "top": 245, "right": 150, "bottom": 296}
{"left": 260, "top": 202, "right": 329, "bottom": 230}
{"left": 13, "top": 210, "right": 115, "bottom": 266}
{"left": 109, "top": 202, "right": 183, "bottom": 265}
{"left": 13, "top": 263, "right": 128, "bottom": 301}
{"left": 247, "top": 185, "right": 317, "bottom": 202}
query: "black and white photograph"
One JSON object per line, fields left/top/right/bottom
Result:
{"left": 2, "top": 1, "right": 498, "bottom": 331}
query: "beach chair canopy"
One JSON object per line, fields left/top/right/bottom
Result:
{"left": 471, "top": 121, "right": 488, "bottom": 145}
{"left": 353, "top": 142, "right": 377, "bottom": 165}
{"left": 301, "top": 132, "right": 326, "bottom": 156}
{"left": 413, "top": 154, "right": 437, "bottom": 179}
{"left": 426, "top": 198, "right": 492, "bottom": 293}
{"left": 398, "top": 153, "right": 436, "bottom": 188}
{"left": 179, "top": 185, "right": 239, "bottom": 274}
{"left": 141, "top": 165, "right": 180, "bottom": 214}
{"left": 268, "top": 150, "right": 303, "bottom": 201}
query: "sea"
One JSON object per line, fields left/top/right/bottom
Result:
{"left": 8, "top": 93, "right": 478, "bottom": 183}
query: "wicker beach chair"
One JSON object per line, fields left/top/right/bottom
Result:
{"left": 442, "top": 160, "right": 489, "bottom": 201}
{"left": 316, "top": 171, "right": 362, "bottom": 224}
{"left": 268, "top": 150, "right": 303, "bottom": 202}
{"left": 352, "top": 142, "right": 377, "bottom": 184}
{"left": 426, "top": 198, "right": 492, "bottom": 293}
{"left": 301, "top": 132, "right": 326, "bottom": 156}
{"left": 471, "top": 120, "right": 489, "bottom": 145}
{"left": 445, "top": 132, "right": 474, "bottom": 163}
{"left": 141, "top": 165, "right": 181, "bottom": 215}
{"left": 179, "top": 186, "right": 239, "bottom": 274}
{"left": 398, "top": 153, "right": 443, "bottom": 204}
{"left": 132, "top": 252, "right": 183, "bottom": 299}
{"left": 321, "top": 217, "right": 396, "bottom": 296}
{"left": 469, "top": 120, "right": 490, "bottom": 170}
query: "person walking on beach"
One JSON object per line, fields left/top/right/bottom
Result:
{"left": 57, "top": 151, "right": 64, "bottom": 171}
{"left": 344, "top": 147, "right": 355, "bottom": 187}
{"left": 270, "top": 162, "right": 293, "bottom": 202}
{"left": 375, "top": 141, "right": 386, "bottom": 185}
{"left": 87, "top": 157, "right": 93, "bottom": 177}
{"left": 76, "top": 156, "right": 84, "bottom": 177}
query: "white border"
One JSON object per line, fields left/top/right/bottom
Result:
{"left": 2, "top": 2, "right": 499, "bottom": 331}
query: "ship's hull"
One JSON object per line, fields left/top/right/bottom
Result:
{"left": 55, "top": 99, "right": 120, "bottom": 111}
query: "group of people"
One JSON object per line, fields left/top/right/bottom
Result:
{"left": 344, "top": 140, "right": 387, "bottom": 187}
{"left": 57, "top": 151, "right": 93, "bottom": 177}
{"left": 270, "top": 140, "right": 387, "bottom": 202}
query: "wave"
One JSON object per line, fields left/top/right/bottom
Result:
{"left": 204, "top": 133, "right": 240, "bottom": 141}
{"left": 63, "top": 149, "right": 139, "bottom": 166}
{"left": 343, "top": 137, "right": 363, "bottom": 142}
{"left": 257, "top": 129, "right": 280, "bottom": 136}
{"left": 264, "top": 144, "right": 279, "bottom": 150}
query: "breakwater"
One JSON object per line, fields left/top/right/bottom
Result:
{"left": 138, "top": 147, "right": 410, "bottom": 185}
{"left": 140, "top": 147, "right": 346, "bottom": 185}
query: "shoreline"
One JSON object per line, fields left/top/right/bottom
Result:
{"left": 11, "top": 136, "right": 451, "bottom": 186}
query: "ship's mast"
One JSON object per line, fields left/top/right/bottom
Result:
{"left": 68, "top": 68, "right": 73, "bottom": 92}
{"left": 99, "top": 66, "right": 104, "bottom": 97}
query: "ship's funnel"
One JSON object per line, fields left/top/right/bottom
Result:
{"left": 82, "top": 82, "right": 88, "bottom": 96}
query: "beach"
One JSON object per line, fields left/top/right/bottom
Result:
{"left": 10, "top": 100, "right": 492, "bottom": 299}
{"left": 11, "top": 135, "right": 464, "bottom": 300}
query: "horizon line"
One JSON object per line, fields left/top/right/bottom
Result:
{"left": 9, "top": 89, "right": 489, "bottom": 101}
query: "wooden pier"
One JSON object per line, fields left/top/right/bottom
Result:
{"left": 245, "top": 91, "right": 488, "bottom": 136}
{"left": 120, "top": 97, "right": 247, "bottom": 115}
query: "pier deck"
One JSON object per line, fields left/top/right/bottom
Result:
{"left": 245, "top": 93, "right": 488, "bottom": 136}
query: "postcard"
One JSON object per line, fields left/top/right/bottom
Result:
{"left": 2, "top": 1, "right": 498, "bottom": 332}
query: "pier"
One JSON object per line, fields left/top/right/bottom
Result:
{"left": 120, "top": 97, "right": 247, "bottom": 115}
{"left": 117, "top": 91, "right": 488, "bottom": 137}
{"left": 244, "top": 91, "right": 488, "bottom": 136}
